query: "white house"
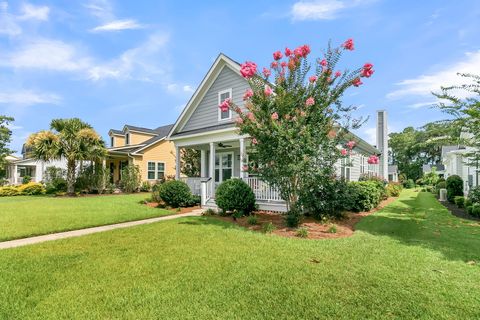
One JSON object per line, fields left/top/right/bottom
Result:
{"left": 4, "top": 145, "right": 67, "bottom": 185}
{"left": 167, "top": 53, "right": 388, "bottom": 211}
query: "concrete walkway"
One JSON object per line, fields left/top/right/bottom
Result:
{"left": 0, "top": 209, "right": 204, "bottom": 250}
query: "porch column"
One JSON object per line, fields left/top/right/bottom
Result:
{"left": 209, "top": 142, "right": 215, "bottom": 179}
{"left": 175, "top": 145, "right": 181, "bottom": 180}
{"left": 200, "top": 149, "right": 207, "bottom": 178}
{"left": 13, "top": 164, "right": 17, "bottom": 185}
{"left": 239, "top": 138, "right": 245, "bottom": 179}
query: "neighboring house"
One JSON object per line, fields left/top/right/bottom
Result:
{"left": 422, "top": 164, "right": 445, "bottom": 177}
{"left": 167, "top": 53, "right": 387, "bottom": 212}
{"left": 442, "top": 145, "right": 479, "bottom": 194}
{"left": 106, "top": 124, "right": 175, "bottom": 184}
{"left": 388, "top": 165, "right": 399, "bottom": 182}
{"left": 4, "top": 146, "right": 67, "bottom": 185}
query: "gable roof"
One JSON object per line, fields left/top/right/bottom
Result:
{"left": 168, "top": 53, "right": 241, "bottom": 139}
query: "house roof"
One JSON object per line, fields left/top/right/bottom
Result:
{"left": 170, "top": 123, "right": 235, "bottom": 138}
{"left": 388, "top": 165, "right": 398, "bottom": 173}
{"left": 107, "top": 123, "right": 174, "bottom": 155}
{"left": 441, "top": 145, "right": 460, "bottom": 159}
{"left": 109, "top": 129, "right": 124, "bottom": 135}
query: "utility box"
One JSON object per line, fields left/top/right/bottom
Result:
{"left": 439, "top": 189, "right": 447, "bottom": 202}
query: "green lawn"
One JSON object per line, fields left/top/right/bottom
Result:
{"left": 1, "top": 190, "right": 480, "bottom": 319}
{"left": 0, "top": 194, "right": 171, "bottom": 241}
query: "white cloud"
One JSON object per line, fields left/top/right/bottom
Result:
{"left": 91, "top": 19, "right": 144, "bottom": 32}
{"left": 387, "top": 50, "right": 480, "bottom": 99}
{"left": 87, "top": 32, "right": 170, "bottom": 81}
{"left": 0, "top": 2, "right": 21, "bottom": 36}
{"left": 407, "top": 101, "right": 437, "bottom": 109}
{"left": 291, "top": 0, "right": 373, "bottom": 21}
{"left": 363, "top": 126, "right": 377, "bottom": 145}
{"left": 0, "top": 90, "right": 61, "bottom": 106}
{"left": 1, "top": 38, "right": 91, "bottom": 71}
{"left": 166, "top": 84, "right": 178, "bottom": 92}
{"left": 18, "top": 3, "right": 50, "bottom": 21}
{"left": 183, "top": 85, "right": 194, "bottom": 93}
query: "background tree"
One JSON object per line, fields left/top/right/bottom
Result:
{"left": 0, "top": 115, "right": 14, "bottom": 174}
{"left": 27, "top": 118, "right": 106, "bottom": 195}
{"left": 227, "top": 39, "right": 374, "bottom": 216}
{"left": 180, "top": 149, "right": 201, "bottom": 177}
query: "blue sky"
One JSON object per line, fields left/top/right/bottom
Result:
{"left": 1, "top": 0, "right": 479, "bottom": 154}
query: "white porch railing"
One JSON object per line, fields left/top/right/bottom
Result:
{"left": 243, "top": 177, "right": 283, "bottom": 202}
{"left": 180, "top": 177, "right": 203, "bottom": 196}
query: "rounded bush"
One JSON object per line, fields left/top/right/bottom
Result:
{"left": 386, "top": 182, "right": 403, "bottom": 197}
{"left": 17, "top": 182, "right": 45, "bottom": 195}
{"left": 446, "top": 175, "right": 464, "bottom": 203}
{"left": 347, "top": 181, "right": 382, "bottom": 212}
{"left": 0, "top": 186, "right": 20, "bottom": 196}
{"left": 404, "top": 179, "right": 415, "bottom": 189}
{"left": 158, "top": 180, "right": 192, "bottom": 207}
{"left": 472, "top": 204, "right": 480, "bottom": 217}
{"left": 468, "top": 186, "right": 480, "bottom": 204}
{"left": 467, "top": 205, "right": 474, "bottom": 216}
{"left": 215, "top": 178, "right": 256, "bottom": 215}
{"left": 454, "top": 196, "right": 465, "bottom": 208}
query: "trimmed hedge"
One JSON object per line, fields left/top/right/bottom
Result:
{"left": 386, "top": 182, "right": 403, "bottom": 197}
{"left": 215, "top": 178, "right": 256, "bottom": 215}
{"left": 454, "top": 196, "right": 465, "bottom": 208}
{"left": 347, "top": 181, "right": 382, "bottom": 212}
{"left": 446, "top": 175, "right": 464, "bottom": 203}
{"left": 158, "top": 180, "right": 192, "bottom": 207}
{"left": 0, "top": 182, "right": 46, "bottom": 196}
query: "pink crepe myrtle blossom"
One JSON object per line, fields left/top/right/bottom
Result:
{"left": 240, "top": 61, "right": 257, "bottom": 79}
{"left": 301, "top": 44, "right": 311, "bottom": 57}
{"left": 309, "top": 75, "right": 317, "bottom": 83}
{"left": 235, "top": 117, "right": 244, "bottom": 125}
{"left": 247, "top": 112, "right": 255, "bottom": 121}
{"left": 361, "top": 62, "right": 374, "bottom": 78}
{"left": 335, "top": 71, "right": 342, "bottom": 77}
{"left": 320, "top": 59, "right": 327, "bottom": 67}
{"left": 264, "top": 85, "right": 273, "bottom": 96}
{"left": 271, "top": 112, "right": 279, "bottom": 120}
{"left": 243, "top": 88, "right": 253, "bottom": 101}
{"left": 270, "top": 61, "right": 278, "bottom": 68}
{"left": 367, "top": 155, "right": 379, "bottom": 164}
{"left": 218, "top": 98, "right": 231, "bottom": 112}
{"left": 305, "top": 97, "right": 315, "bottom": 107}
{"left": 346, "top": 140, "right": 356, "bottom": 150}
{"left": 293, "top": 44, "right": 311, "bottom": 58}
{"left": 285, "top": 47, "right": 292, "bottom": 57}
{"left": 342, "top": 38, "right": 354, "bottom": 51}
{"left": 352, "top": 77, "right": 363, "bottom": 87}
{"left": 273, "top": 51, "right": 283, "bottom": 60}
{"left": 328, "top": 130, "right": 336, "bottom": 139}
{"left": 262, "top": 67, "right": 271, "bottom": 78}
{"left": 280, "top": 61, "right": 287, "bottom": 69}
{"left": 341, "top": 149, "right": 348, "bottom": 156}
{"left": 252, "top": 138, "right": 258, "bottom": 145}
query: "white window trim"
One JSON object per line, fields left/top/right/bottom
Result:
{"left": 146, "top": 161, "right": 165, "bottom": 180}
{"left": 218, "top": 88, "right": 233, "bottom": 122}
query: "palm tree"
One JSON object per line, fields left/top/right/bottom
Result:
{"left": 26, "top": 118, "right": 106, "bottom": 195}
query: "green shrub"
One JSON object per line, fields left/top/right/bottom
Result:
{"left": 468, "top": 186, "right": 480, "bottom": 204}
{"left": 465, "top": 198, "right": 473, "bottom": 207}
{"left": 0, "top": 186, "right": 20, "bottom": 196}
{"left": 472, "top": 204, "right": 480, "bottom": 217}
{"left": 120, "top": 165, "right": 142, "bottom": 193}
{"left": 158, "top": 180, "right": 192, "bottom": 208}
{"left": 386, "top": 182, "right": 403, "bottom": 197}
{"left": 284, "top": 211, "right": 301, "bottom": 228}
{"left": 202, "top": 208, "right": 216, "bottom": 216}
{"left": 404, "top": 179, "right": 415, "bottom": 189}
{"left": 454, "top": 196, "right": 465, "bottom": 208}
{"left": 327, "top": 224, "right": 337, "bottom": 233}
{"left": 140, "top": 181, "right": 151, "bottom": 192}
{"left": 22, "top": 175, "right": 32, "bottom": 184}
{"left": 296, "top": 227, "right": 308, "bottom": 238}
{"left": 347, "top": 181, "right": 382, "bottom": 212}
{"left": 467, "top": 205, "right": 474, "bottom": 216}
{"left": 446, "top": 175, "right": 464, "bottom": 203}
{"left": 17, "top": 182, "right": 45, "bottom": 195}
{"left": 215, "top": 178, "right": 256, "bottom": 215}
{"left": 262, "top": 222, "right": 276, "bottom": 234}
{"left": 247, "top": 215, "right": 258, "bottom": 225}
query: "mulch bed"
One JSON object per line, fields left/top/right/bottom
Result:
{"left": 145, "top": 202, "right": 201, "bottom": 214}
{"left": 215, "top": 197, "right": 398, "bottom": 240}
{"left": 438, "top": 199, "right": 480, "bottom": 221}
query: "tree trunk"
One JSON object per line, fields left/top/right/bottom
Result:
{"left": 67, "top": 159, "right": 76, "bottom": 196}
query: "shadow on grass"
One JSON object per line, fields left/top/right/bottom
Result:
{"left": 356, "top": 191, "right": 480, "bottom": 263}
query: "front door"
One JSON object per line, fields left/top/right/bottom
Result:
{"left": 215, "top": 152, "right": 233, "bottom": 186}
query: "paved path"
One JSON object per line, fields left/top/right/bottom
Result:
{"left": 0, "top": 209, "right": 204, "bottom": 250}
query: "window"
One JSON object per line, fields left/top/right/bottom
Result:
{"left": 147, "top": 162, "right": 156, "bottom": 180}
{"left": 341, "top": 157, "right": 352, "bottom": 181}
{"left": 147, "top": 162, "right": 165, "bottom": 180}
{"left": 218, "top": 89, "right": 232, "bottom": 121}
{"left": 157, "top": 162, "right": 165, "bottom": 179}
{"left": 111, "top": 136, "right": 114, "bottom": 147}
{"left": 125, "top": 133, "right": 130, "bottom": 145}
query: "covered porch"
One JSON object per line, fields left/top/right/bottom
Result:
{"left": 5, "top": 160, "right": 40, "bottom": 185}
{"left": 105, "top": 152, "right": 132, "bottom": 185}
{"left": 173, "top": 132, "right": 286, "bottom": 212}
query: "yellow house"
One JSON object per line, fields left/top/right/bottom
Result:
{"left": 106, "top": 124, "right": 176, "bottom": 184}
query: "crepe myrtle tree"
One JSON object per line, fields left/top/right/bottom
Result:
{"left": 221, "top": 39, "right": 377, "bottom": 214}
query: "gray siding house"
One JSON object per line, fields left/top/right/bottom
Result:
{"left": 167, "top": 54, "right": 387, "bottom": 211}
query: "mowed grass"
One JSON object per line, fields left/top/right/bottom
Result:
{"left": 0, "top": 194, "right": 171, "bottom": 241}
{"left": 1, "top": 190, "right": 480, "bottom": 319}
